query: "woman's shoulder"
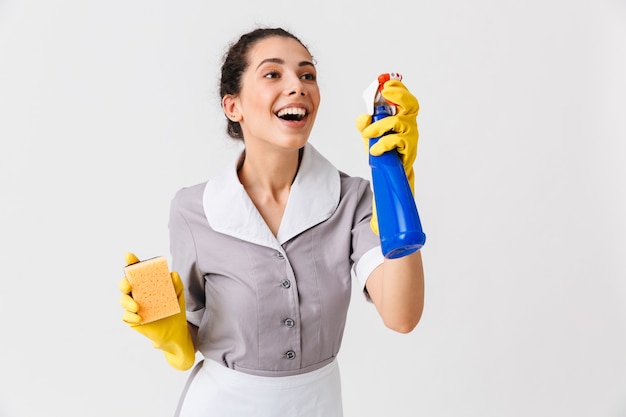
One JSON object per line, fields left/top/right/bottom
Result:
{"left": 338, "top": 170, "right": 370, "bottom": 190}
{"left": 335, "top": 171, "right": 373, "bottom": 208}
{"left": 170, "top": 181, "right": 208, "bottom": 212}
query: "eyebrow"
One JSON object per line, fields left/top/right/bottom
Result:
{"left": 255, "top": 58, "right": 316, "bottom": 70}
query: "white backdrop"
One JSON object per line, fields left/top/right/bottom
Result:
{"left": 1, "top": 1, "right": 625, "bottom": 416}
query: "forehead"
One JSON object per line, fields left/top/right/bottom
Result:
{"left": 246, "top": 36, "right": 312, "bottom": 66}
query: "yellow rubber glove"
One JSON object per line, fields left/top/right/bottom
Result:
{"left": 119, "top": 252, "right": 195, "bottom": 371}
{"left": 355, "top": 79, "right": 420, "bottom": 234}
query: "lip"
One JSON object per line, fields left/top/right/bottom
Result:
{"left": 273, "top": 103, "right": 313, "bottom": 130}
{"left": 274, "top": 103, "right": 310, "bottom": 117}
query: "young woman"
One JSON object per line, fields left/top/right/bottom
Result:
{"left": 120, "top": 27, "right": 425, "bottom": 417}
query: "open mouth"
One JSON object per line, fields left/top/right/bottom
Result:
{"left": 276, "top": 107, "right": 307, "bottom": 122}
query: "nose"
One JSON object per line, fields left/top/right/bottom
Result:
{"left": 287, "top": 75, "right": 306, "bottom": 96}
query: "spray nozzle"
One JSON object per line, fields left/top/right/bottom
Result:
{"left": 362, "top": 72, "right": 402, "bottom": 116}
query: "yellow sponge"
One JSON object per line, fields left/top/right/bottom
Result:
{"left": 124, "top": 256, "right": 180, "bottom": 324}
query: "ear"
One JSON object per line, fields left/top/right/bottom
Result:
{"left": 222, "top": 95, "right": 241, "bottom": 122}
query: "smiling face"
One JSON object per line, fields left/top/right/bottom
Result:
{"left": 222, "top": 36, "right": 321, "bottom": 152}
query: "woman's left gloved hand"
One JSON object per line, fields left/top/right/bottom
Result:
{"left": 355, "top": 79, "right": 420, "bottom": 235}
{"left": 355, "top": 79, "right": 420, "bottom": 193}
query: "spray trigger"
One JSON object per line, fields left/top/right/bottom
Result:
{"left": 361, "top": 72, "right": 402, "bottom": 116}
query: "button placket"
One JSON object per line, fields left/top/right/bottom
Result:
{"left": 273, "top": 248, "right": 301, "bottom": 367}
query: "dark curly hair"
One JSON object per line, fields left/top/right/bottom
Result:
{"left": 219, "top": 27, "right": 309, "bottom": 140}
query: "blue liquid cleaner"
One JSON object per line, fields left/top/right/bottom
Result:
{"left": 369, "top": 97, "right": 426, "bottom": 258}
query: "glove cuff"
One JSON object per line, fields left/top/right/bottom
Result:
{"left": 158, "top": 329, "right": 195, "bottom": 371}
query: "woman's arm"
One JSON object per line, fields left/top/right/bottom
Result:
{"left": 365, "top": 250, "right": 424, "bottom": 333}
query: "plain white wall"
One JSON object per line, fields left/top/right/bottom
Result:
{"left": 1, "top": 0, "right": 625, "bottom": 416}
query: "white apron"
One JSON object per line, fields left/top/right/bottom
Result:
{"left": 175, "top": 359, "right": 343, "bottom": 417}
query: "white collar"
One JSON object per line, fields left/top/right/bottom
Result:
{"left": 203, "top": 143, "right": 340, "bottom": 250}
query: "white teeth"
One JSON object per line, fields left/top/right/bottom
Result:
{"left": 277, "top": 107, "right": 307, "bottom": 118}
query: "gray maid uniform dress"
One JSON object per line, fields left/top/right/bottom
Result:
{"left": 169, "top": 143, "right": 384, "bottom": 417}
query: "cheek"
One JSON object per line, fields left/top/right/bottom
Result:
{"left": 240, "top": 91, "right": 273, "bottom": 118}
{"left": 311, "top": 89, "right": 321, "bottom": 110}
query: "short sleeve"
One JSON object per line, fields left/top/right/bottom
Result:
{"left": 349, "top": 179, "right": 384, "bottom": 301}
{"left": 169, "top": 187, "right": 206, "bottom": 327}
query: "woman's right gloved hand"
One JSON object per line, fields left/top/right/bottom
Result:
{"left": 119, "top": 252, "right": 195, "bottom": 371}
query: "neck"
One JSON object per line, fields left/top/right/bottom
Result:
{"left": 237, "top": 145, "right": 304, "bottom": 237}
{"left": 237, "top": 146, "right": 303, "bottom": 196}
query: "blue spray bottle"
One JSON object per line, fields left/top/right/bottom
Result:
{"left": 363, "top": 73, "right": 426, "bottom": 258}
